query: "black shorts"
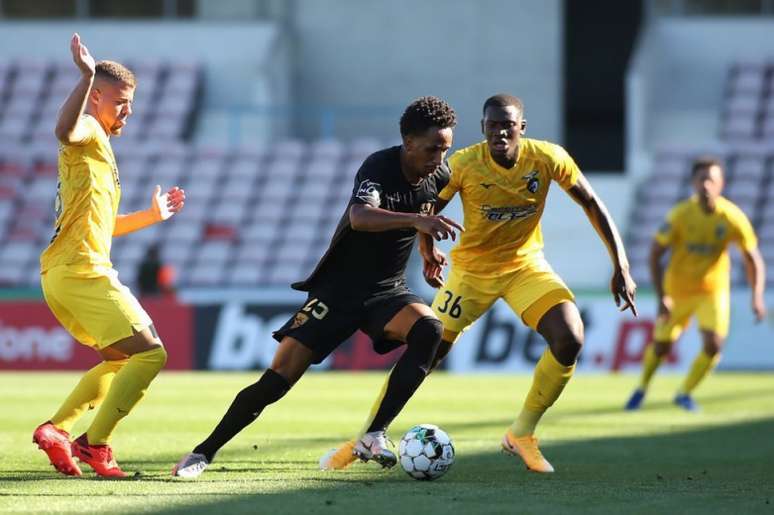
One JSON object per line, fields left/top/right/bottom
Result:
{"left": 273, "top": 288, "right": 425, "bottom": 364}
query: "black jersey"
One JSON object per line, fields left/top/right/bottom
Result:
{"left": 292, "top": 146, "right": 450, "bottom": 297}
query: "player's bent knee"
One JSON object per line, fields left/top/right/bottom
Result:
{"left": 549, "top": 328, "right": 583, "bottom": 365}
{"left": 405, "top": 316, "right": 444, "bottom": 373}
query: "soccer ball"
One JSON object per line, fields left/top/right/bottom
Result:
{"left": 398, "top": 424, "right": 454, "bottom": 480}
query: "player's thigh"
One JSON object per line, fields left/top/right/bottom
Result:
{"left": 502, "top": 260, "right": 574, "bottom": 331}
{"left": 430, "top": 267, "right": 499, "bottom": 342}
{"left": 45, "top": 266, "right": 153, "bottom": 350}
{"left": 695, "top": 290, "right": 730, "bottom": 341}
{"left": 653, "top": 295, "right": 701, "bottom": 344}
{"left": 381, "top": 302, "right": 436, "bottom": 342}
{"left": 272, "top": 294, "right": 359, "bottom": 365}
{"left": 270, "top": 336, "right": 316, "bottom": 385}
{"left": 41, "top": 267, "right": 99, "bottom": 347}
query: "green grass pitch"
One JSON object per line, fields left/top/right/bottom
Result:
{"left": 1, "top": 371, "right": 773, "bottom": 514}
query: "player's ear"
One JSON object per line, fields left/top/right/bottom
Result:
{"left": 89, "top": 87, "right": 101, "bottom": 104}
{"left": 520, "top": 119, "right": 527, "bottom": 135}
{"left": 480, "top": 118, "right": 485, "bottom": 135}
{"left": 402, "top": 134, "right": 415, "bottom": 152}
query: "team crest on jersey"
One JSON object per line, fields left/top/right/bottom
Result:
{"left": 715, "top": 224, "right": 727, "bottom": 240}
{"left": 419, "top": 201, "right": 434, "bottom": 215}
{"left": 523, "top": 170, "right": 540, "bottom": 194}
{"left": 356, "top": 179, "right": 382, "bottom": 207}
{"left": 290, "top": 312, "right": 309, "bottom": 329}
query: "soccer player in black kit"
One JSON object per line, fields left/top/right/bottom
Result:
{"left": 173, "top": 96, "right": 462, "bottom": 478}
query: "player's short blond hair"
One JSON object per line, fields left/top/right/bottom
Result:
{"left": 95, "top": 60, "right": 136, "bottom": 87}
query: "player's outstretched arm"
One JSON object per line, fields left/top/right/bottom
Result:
{"left": 567, "top": 174, "right": 637, "bottom": 315}
{"left": 349, "top": 204, "right": 463, "bottom": 240}
{"left": 741, "top": 247, "right": 767, "bottom": 322}
{"left": 54, "top": 33, "right": 96, "bottom": 145}
{"left": 114, "top": 185, "right": 185, "bottom": 237}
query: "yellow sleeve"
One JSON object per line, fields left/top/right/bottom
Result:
{"left": 548, "top": 143, "right": 580, "bottom": 191}
{"left": 729, "top": 207, "right": 758, "bottom": 252}
{"left": 654, "top": 207, "right": 678, "bottom": 247}
{"left": 439, "top": 151, "right": 463, "bottom": 201}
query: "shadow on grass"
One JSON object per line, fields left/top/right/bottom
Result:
{"left": 140, "top": 416, "right": 774, "bottom": 515}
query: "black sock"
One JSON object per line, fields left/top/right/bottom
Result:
{"left": 194, "top": 369, "right": 290, "bottom": 462}
{"left": 366, "top": 316, "right": 442, "bottom": 433}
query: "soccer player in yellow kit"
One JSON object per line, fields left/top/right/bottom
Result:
{"left": 321, "top": 94, "right": 637, "bottom": 474}
{"left": 625, "top": 158, "right": 766, "bottom": 412}
{"left": 32, "top": 34, "right": 185, "bottom": 477}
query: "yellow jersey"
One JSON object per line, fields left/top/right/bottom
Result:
{"left": 440, "top": 139, "right": 581, "bottom": 275}
{"left": 40, "top": 115, "right": 121, "bottom": 272}
{"left": 656, "top": 195, "right": 757, "bottom": 296}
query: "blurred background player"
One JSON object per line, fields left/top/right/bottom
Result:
{"left": 322, "top": 94, "right": 638, "bottom": 474}
{"left": 137, "top": 243, "right": 177, "bottom": 298}
{"left": 32, "top": 34, "right": 185, "bottom": 478}
{"left": 172, "top": 96, "right": 463, "bottom": 478}
{"left": 625, "top": 157, "right": 766, "bottom": 412}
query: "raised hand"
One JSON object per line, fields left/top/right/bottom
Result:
{"left": 70, "top": 33, "right": 95, "bottom": 77}
{"left": 413, "top": 215, "right": 464, "bottom": 242}
{"left": 611, "top": 267, "right": 638, "bottom": 316}
{"left": 151, "top": 185, "right": 186, "bottom": 221}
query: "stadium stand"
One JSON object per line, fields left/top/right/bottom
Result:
{"left": 0, "top": 57, "right": 382, "bottom": 289}
{"left": 627, "top": 59, "right": 774, "bottom": 289}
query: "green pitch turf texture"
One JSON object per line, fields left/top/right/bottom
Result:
{"left": 1, "top": 371, "right": 773, "bottom": 514}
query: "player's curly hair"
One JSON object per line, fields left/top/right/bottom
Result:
{"left": 95, "top": 60, "right": 136, "bottom": 87}
{"left": 483, "top": 94, "right": 524, "bottom": 115}
{"left": 399, "top": 96, "right": 457, "bottom": 137}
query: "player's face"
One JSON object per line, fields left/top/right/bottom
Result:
{"left": 692, "top": 164, "right": 724, "bottom": 204}
{"left": 92, "top": 79, "right": 135, "bottom": 136}
{"left": 403, "top": 126, "right": 454, "bottom": 179}
{"left": 482, "top": 105, "right": 525, "bottom": 163}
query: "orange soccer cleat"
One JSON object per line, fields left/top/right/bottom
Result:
{"left": 32, "top": 422, "right": 82, "bottom": 477}
{"left": 501, "top": 430, "right": 555, "bottom": 473}
{"left": 71, "top": 434, "right": 126, "bottom": 478}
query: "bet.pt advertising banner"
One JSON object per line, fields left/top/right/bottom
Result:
{"left": 445, "top": 291, "right": 774, "bottom": 373}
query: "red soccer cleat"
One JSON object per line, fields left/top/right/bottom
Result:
{"left": 32, "top": 422, "right": 82, "bottom": 477}
{"left": 71, "top": 434, "right": 126, "bottom": 478}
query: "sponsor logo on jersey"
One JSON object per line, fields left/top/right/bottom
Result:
{"left": 356, "top": 180, "right": 382, "bottom": 207}
{"left": 523, "top": 170, "right": 540, "bottom": 194}
{"left": 479, "top": 204, "right": 538, "bottom": 221}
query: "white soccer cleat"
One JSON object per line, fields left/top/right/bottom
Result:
{"left": 172, "top": 452, "right": 209, "bottom": 478}
{"left": 353, "top": 431, "right": 397, "bottom": 468}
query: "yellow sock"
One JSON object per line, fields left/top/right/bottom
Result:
{"left": 50, "top": 359, "right": 128, "bottom": 433}
{"left": 86, "top": 346, "right": 167, "bottom": 444}
{"left": 639, "top": 344, "right": 664, "bottom": 390}
{"left": 510, "top": 349, "right": 574, "bottom": 437}
{"left": 678, "top": 351, "right": 720, "bottom": 395}
{"left": 357, "top": 369, "right": 392, "bottom": 437}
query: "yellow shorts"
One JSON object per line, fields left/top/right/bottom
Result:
{"left": 653, "top": 290, "right": 730, "bottom": 342}
{"left": 41, "top": 265, "right": 152, "bottom": 349}
{"left": 431, "top": 260, "right": 574, "bottom": 342}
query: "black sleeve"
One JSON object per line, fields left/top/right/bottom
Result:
{"left": 350, "top": 154, "right": 386, "bottom": 208}
{"left": 435, "top": 162, "right": 452, "bottom": 194}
